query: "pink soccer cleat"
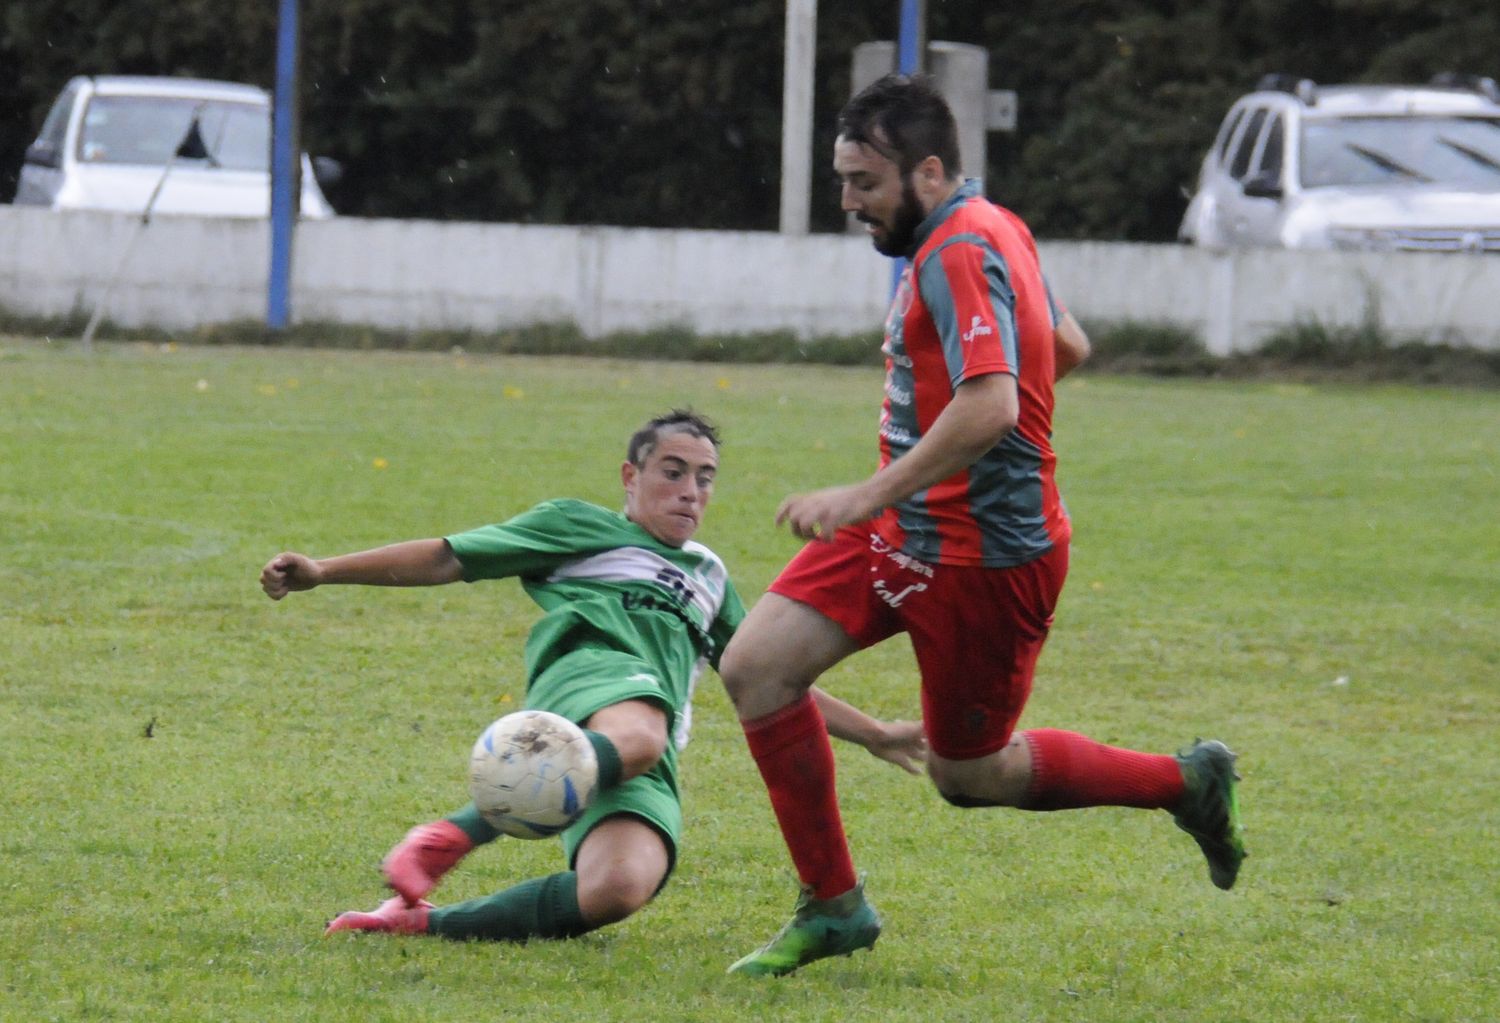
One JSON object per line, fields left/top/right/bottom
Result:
{"left": 324, "top": 896, "right": 433, "bottom": 936}
{"left": 381, "top": 820, "right": 474, "bottom": 905}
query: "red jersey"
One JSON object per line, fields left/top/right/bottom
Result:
{"left": 874, "top": 178, "right": 1071, "bottom": 567}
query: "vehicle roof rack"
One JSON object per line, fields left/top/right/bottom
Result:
{"left": 1429, "top": 73, "right": 1500, "bottom": 103}
{"left": 1255, "top": 74, "right": 1318, "bottom": 105}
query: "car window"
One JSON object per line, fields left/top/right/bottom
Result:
{"left": 37, "top": 82, "right": 80, "bottom": 150}
{"left": 77, "top": 95, "right": 269, "bottom": 171}
{"left": 201, "top": 104, "right": 274, "bottom": 170}
{"left": 1228, "top": 108, "right": 1268, "bottom": 180}
{"left": 1257, "top": 115, "right": 1285, "bottom": 178}
{"left": 1214, "top": 107, "right": 1246, "bottom": 164}
{"left": 1301, "top": 115, "right": 1500, "bottom": 190}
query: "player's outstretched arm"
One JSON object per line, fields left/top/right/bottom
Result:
{"left": 811, "top": 687, "right": 927, "bottom": 775}
{"left": 260, "top": 539, "right": 463, "bottom": 600}
{"left": 1054, "top": 311, "right": 1091, "bottom": 380}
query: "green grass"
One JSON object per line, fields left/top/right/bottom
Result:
{"left": 2, "top": 337, "right": 1497, "bottom": 1022}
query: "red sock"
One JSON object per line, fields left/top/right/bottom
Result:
{"left": 743, "top": 694, "right": 858, "bottom": 900}
{"left": 1021, "top": 728, "right": 1185, "bottom": 810}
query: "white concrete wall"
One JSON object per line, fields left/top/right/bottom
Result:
{"left": 2, "top": 206, "right": 1497, "bottom": 352}
{"left": 1041, "top": 240, "right": 1500, "bottom": 353}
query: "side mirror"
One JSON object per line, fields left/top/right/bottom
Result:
{"left": 24, "top": 140, "right": 60, "bottom": 169}
{"left": 312, "top": 156, "right": 344, "bottom": 188}
{"left": 1242, "top": 171, "right": 1284, "bottom": 201}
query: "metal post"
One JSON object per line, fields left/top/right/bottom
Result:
{"left": 779, "top": 0, "right": 817, "bottom": 235}
{"left": 890, "top": 0, "right": 926, "bottom": 293}
{"left": 268, "top": 0, "right": 299, "bottom": 330}
{"left": 898, "top": 0, "right": 926, "bottom": 74}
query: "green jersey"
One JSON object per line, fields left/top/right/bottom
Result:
{"left": 445, "top": 499, "right": 745, "bottom": 751}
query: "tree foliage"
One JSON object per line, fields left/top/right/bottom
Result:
{"left": 2, "top": 0, "right": 1495, "bottom": 240}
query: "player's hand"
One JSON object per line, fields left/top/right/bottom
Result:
{"left": 865, "top": 719, "right": 927, "bottom": 775}
{"left": 775, "top": 483, "right": 881, "bottom": 542}
{"left": 260, "top": 552, "right": 323, "bottom": 600}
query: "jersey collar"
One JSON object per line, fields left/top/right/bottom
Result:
{"left": 906, "top": 177, "right": 983, "bottom": 258}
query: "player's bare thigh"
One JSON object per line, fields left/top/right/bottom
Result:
{"left": 719, "top": 592, "right": 860, "bottom": 720}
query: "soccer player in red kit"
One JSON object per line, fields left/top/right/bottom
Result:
{"left": 721, "top": 74, "right": 1246, "bottom": 977}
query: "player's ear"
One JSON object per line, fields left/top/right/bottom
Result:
{"left": 621, "top": 460, "right": 638, "bottom": 491}
{"left": 917, "top": 154, "right": 945, "bottom": 189}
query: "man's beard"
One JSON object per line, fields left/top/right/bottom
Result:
{"left": 865, "top": 180, "right": 924, "bottom": 257}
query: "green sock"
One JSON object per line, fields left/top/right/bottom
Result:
{"left": 444, "top": 803, "right": 501, "bottom": 846}
{"left": 427, "top": 871, "right": 591, "bottom": 941}
{"left": 583, "top": 729, "right": 623, "bottom": 789}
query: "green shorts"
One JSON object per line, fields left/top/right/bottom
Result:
{"left": 524, "top": 648, "right": 683, "bottom": 875}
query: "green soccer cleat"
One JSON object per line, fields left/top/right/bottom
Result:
{"left": 728, "top": 880, "right": 881, "bottom": 978}
{"left": 1172, "top": 738, "right": 1247, "bottom": 890}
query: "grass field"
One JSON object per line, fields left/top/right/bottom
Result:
{"left": 2, "top": 337, "right": 1496, "bottom": 1022}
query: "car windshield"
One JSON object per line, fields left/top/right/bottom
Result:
{"left": 77, "top": 95, "right": 269, "bottom": 171}
{"left": 1300, "top": 116, "right": 1500, "bottom": 190}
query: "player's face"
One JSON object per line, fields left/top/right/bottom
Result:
{"left": 622, "top": 431, "right": 719, "bottom": 547}
{"left": 835, "top": 134, "right": 926, "bottom": 257}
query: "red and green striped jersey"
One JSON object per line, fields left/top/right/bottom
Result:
{"left": 874, "top": 179, "right": 1071, "bottom": 567}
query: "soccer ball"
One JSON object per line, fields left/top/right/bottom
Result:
{"left": 468, "top": 710, "right": 599, "bottom": 839}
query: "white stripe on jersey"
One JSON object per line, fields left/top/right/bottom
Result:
{"left": 545, "top": 544, "right": 729, "bottom": 625}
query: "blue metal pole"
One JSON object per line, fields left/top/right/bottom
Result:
{"left": 898, "top": 0, "right": 921, "bottom": 75}
{"left": 891, "top": 0, "right": 923, "bottom": 295}
{"left": 268, "top": 0, "right": 299, "bottom": 330}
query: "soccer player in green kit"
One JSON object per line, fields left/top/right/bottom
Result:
{"left": 259, "top": 410, "right": 926, "bottom": 942}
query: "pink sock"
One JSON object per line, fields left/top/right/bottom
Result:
{"left": 1022, "top": 728, "right": 1185, "bottom": 810}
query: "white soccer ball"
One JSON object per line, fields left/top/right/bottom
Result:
{"left": 468, "top": 710, "right": 599, "bottom": 839}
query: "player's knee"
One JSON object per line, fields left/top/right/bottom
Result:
{"left": 717, "top": 638, "right": 758, "bottom": 703}
{"left": 928, "top": 753, "right": 1025, "bottom": 808}
{"left": 935, "top": 786, "right": 1001, "bottom": 809}
{"left": 614, "top": 717, "right": 668, "bottom": 777}
{"left": 577, "top": 863, "right": 660, "bottom": 925}
{"left": 588, "top": 702, "right": 669, "bottom": 778}
{"left": 930, "top": 764, "right": 993, "bottom": 807}
{"left": 718, "top": 635, "right": 811, "bottom": 716}
{"left": 926, "top": 758, "right": 966, "bottom": 796}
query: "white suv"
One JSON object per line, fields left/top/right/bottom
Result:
{"left": 1179, "top": 74, "right": 1500, "bottom": 252}
{"left": 14, "top": 75, "right": 337, "bottom": 219}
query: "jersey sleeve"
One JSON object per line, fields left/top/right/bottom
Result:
{"left": 445, "top": 500, "right": 619, "bottom": 582}
{"left": 916, "top": 235, "right": 1020, "bottom": 388}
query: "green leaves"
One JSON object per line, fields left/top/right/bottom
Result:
{"left": 3, "top": 1, "right": 1497, "bottom": 238}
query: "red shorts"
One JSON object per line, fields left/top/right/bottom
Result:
{"left": 769, "top": 526, "right": 1068, "bottom": 760}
